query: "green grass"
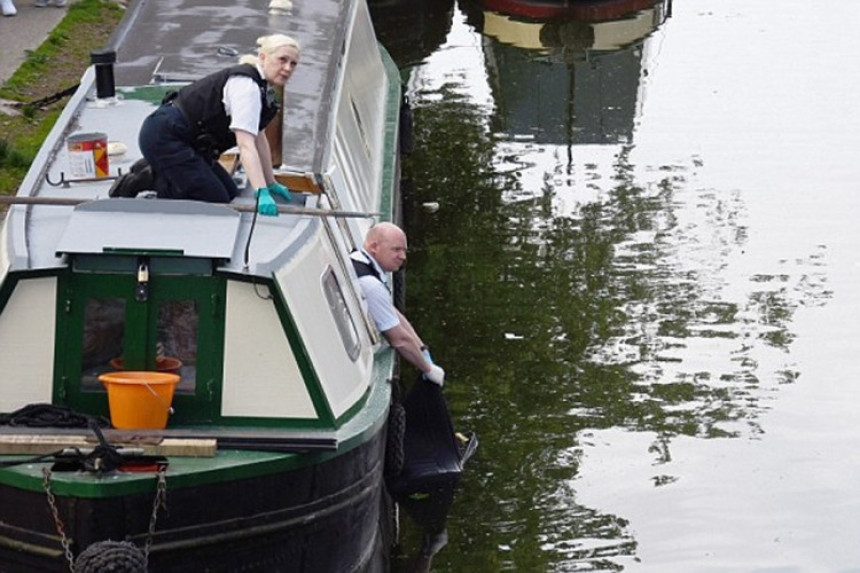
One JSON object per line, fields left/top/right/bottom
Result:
{"left": 0, "top": 0, "right": 122, "bottom": 198}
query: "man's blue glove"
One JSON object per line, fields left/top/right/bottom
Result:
{"left": 268, "top": 181, "right": 292, "bottom": 201}
{"left": 421, "top": 346, "right": 433, "bottom": 365}
{"left": 255, "top": 187, "right": 278, "bottom": 217}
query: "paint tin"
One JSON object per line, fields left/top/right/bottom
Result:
{"left": 67, "top": 132, "right": 109, "bottom": 178}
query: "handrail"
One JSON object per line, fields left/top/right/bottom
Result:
{"left": 0, "top": 196, "right": 379, "bottom": 219}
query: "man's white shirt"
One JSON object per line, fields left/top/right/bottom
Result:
{"left": 350, "top": 250, "right": 399, "bottom": 333}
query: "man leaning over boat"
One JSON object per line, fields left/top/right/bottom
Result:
{"left": 351, "top": 223, "right": 446, "bottom": 386}
{"left": 111, "top": 34, "right": 300, "bottom": 216}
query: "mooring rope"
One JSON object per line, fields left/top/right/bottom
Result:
{"left": 0, "top": 403, "right": 109, "bottom": 428}
{"left": 1, "top": 84, "right": 81, "bottom": 113}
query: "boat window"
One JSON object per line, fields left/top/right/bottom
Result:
{"left": 322, "top": 267, "right": 361, "bottom": 361}
{"left": 157, "top": 300, "right": 198, "bottom": 393}
{"left": 78, "top": 298, "right": 199, "bottom": 393}
{"left": 80, "top": 297, "right": 126, "bottom": 391}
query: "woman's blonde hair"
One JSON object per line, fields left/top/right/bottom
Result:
{"left": 239, "top": 33, "right": 300, "bottom": 64}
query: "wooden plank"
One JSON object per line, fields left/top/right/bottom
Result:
{"left": 0, "top": 435, "right": 217, "bottom": 457}
{"left": 0, "top": 426, "right": 339, "bottom": 452}
{"left": 0, "top": 434, "right": 91, "bottom": 455}
{"left": 274, "top": 172, "right": 322, "bottom": 194}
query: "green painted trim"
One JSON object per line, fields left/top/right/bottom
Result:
{"left": 71, "top": 254, "right": 138, "bottom": 273}
{"left": 52, "top": 268, "right": 227, "bottom": 423}
{"left": 200, "top": 417, "right": 324, "bottom": 428}
{"left": 73, "top": 254, "right": 213, "bottom": 276}
{"left": 0, "top": 272, "right": 18, "bottom": 318}
{"left": 268, "top": 277, "right": 337, "bottom": 428}
{"left": 116, "top": 85, "right": 177, "bottom": 105}
{"left": 52, "top": 268, "right": 75, "bottom": 405}
{"left": 378, "top": 43, "right": 402, "bottom": 224}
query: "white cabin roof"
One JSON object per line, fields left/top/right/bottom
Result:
{"left": 2, "top": 0, "right": 395, "bottom": 279}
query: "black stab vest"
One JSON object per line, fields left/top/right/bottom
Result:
{"left": 172, "top": 64, "right": 279, "bottom": 154}
{"left": 351, "top": 252, "right": 383, "bottom": 283}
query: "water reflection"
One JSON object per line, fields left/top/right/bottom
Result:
{"left": 461, "top": 0, "right": 671, "bottom": 145}
{"left": 368, "top": 0, "right": 455, "bottom": 69}
{"left": 373, "top": 0, "right": 836, "bottom": 570}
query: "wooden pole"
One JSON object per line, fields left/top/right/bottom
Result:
{"left": 0, "top": 195, "right": 378, "bottom": 219}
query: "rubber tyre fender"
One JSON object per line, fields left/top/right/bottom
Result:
{"left": 384, "top": 402, "right": 406, "bottom": 478}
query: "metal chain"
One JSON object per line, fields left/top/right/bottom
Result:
{"left": 42, "top": 467, "right": 76, "bottom": 573}
{"left": 144, "top": 465, "right": 168, "bottom": 564}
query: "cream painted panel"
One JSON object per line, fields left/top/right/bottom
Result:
{"left": 0, "top": 219, "right": 9, "bottom": 284}
{"left": 0, "top": 277, "right": 56, "bottom": 411}
{"left": 277, "top": 232, "right": 372, "bottom": 419}
{"left": 222, "top": 281, "right": 316, "bottom": 418}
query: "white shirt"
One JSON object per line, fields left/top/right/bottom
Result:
{"left": 350, "top": 250, "right": 399, "bottom": 333}
{"left": 223, "top": 74, "right": 262, "bottom": 135}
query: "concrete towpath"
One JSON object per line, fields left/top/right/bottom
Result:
{"left": 0, "top": 1, "right": 68, "bottom": 87}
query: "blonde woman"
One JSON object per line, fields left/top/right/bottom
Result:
{"left": 136, "top": 34, "right": 300, "bottom": 215}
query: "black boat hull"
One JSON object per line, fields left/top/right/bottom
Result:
{"left": 0, "top": 430, "right": 392, "bottom": 572}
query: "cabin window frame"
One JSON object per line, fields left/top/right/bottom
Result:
{"left": 321, "top": 266, "right": 361, "bottom": 361}
{"left": 54, "top": 262, "right": 225, "bottom": 423}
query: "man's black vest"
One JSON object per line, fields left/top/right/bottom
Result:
{"left": 351, "top": 256, "right": 382, "bottom": 282}
{"left": 172, "top": 64, "right": 279, "bottom": 155}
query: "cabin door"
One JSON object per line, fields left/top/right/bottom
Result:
{"left": 55, "top": 267, "right": 225, "bottom": 424}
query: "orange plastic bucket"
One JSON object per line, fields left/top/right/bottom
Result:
{"left": 98, "top": 371, "right": 179, "bottom": 429}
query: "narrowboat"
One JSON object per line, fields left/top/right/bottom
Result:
{"left": 0, "top": 0, "right": 406, "bottom": 570}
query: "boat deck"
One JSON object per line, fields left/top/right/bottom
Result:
{"left": 6, "top": 0, "right": 371, "bottom": 277}
{"left": 113, "top": 0, "right": 350, "bottom": 174}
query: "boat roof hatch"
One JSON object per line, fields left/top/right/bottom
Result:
{"left": 55, "top": 199, "right": 241, "bottom": 260}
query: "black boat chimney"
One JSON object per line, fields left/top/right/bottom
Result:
{"left": 91, "top": 49, "right": 116, "bottom": 99}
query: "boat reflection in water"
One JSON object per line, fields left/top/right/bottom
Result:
{"left": 462, "top": 0, "right": 672, "bottom": 146}
{"left": 368, "top": 0, "right": 456, "bottom": 69}
{"left": 379, "top": 1, "right": 673, "bottom": 569}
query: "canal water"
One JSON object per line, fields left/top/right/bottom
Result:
{"left": 370, "top": 0, "right": 860, "bottom": 571}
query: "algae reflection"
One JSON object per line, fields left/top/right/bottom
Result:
{"left": 401, "top": 85, "right": 641, "bottom": 570}
{"left": 402, "top": 90, "right": 821, "bottom": 570}
{"left": 386, "top": 1, "right": 830, "bottom": 570}
{"left": 398, "top": 41, "right": 821, "bottom": 573}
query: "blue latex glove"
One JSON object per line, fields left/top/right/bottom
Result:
{"left": 268, "top": 181, "right": 292, "bottom": 201}
{"left": 255, "top": 187, "right": 278, "bottom": 217}
{"left": 421, "top": 346, "right": 433, "bottom": 365}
